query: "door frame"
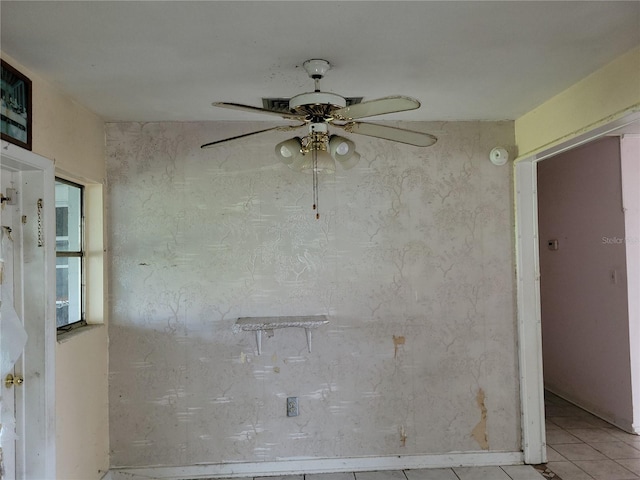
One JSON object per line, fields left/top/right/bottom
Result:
{"left": 515, "top": 111, "right": 640, "bottom": 464}
{"left": 0, "top": 141, "right": 56, "bottom": 478}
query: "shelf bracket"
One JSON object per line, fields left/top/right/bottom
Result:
{"left": 233, "top": 315, "right": 329, "bottom": 355}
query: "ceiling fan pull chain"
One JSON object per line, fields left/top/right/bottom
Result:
{"left": 312, "top": 145, "right": 319, "bottom": 219}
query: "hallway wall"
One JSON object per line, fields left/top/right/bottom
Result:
{"left": 620, "top": 135, "right": 640, "bottom": 433}
{"left": 538, "top": 136, "right": 633, "bottom": 431}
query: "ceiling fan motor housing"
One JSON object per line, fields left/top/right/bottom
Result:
{"left": 290, "top": 59, "right": 347, "bottom": 117}
{"left": 289, "top": 92, "right": 347, "bottom": 115}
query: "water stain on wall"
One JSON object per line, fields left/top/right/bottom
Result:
{"left": 471, "top": 387, "right": 489, "bottom": 450}
{"left": 392, "top": 335, "right": 405, "bottom": 359}
{"left": 399, "top": 425, "right": 407, "bottom": 447}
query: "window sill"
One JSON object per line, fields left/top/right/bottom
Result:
{"left": 57, "top": 323, "right": 104, "bottom": 344}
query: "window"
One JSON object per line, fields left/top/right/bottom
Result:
{"left": 55, "top": 178, "right": 85, "bottom": 330}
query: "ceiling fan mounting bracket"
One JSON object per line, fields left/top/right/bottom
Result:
{"left": 303, "top": 59, "right": 331, "bottom": 79}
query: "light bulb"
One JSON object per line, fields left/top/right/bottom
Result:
{"left": 336, "top": 142, "right": 350, "bottom": 156}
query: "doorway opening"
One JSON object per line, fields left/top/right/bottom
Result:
{"left": 515, "top": 112, "right": 640, "bottom": 466}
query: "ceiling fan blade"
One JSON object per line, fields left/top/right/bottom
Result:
{"left": 213, "top": 102, "right": 305, "bottom": 121}
{"left": 340, "top": 122, "right": 437, "bottom": 147}
{"left": 201, "top": 124, "right": 304, "bottom": 149}
{"left": 332, "top": 96, "right": 420, "bottom": 121}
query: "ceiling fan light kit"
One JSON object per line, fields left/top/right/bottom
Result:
{"left": 202, "top": 58, "right": 438, "bottom": 218}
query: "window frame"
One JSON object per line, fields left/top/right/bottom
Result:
{"left": 55, "top": 177, "right": 87, "bottom": 333}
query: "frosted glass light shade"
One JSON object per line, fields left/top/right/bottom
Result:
{"left": 275, "top": 137, "right": 302, "bottom": 165}
{"left": 337, "top": 151, "right": 360, "bottom": 170}
{"left": 329, "top": 135, "right": 356, "bottom": 162}
{"left": 314, "top": 149, "right": 336, "bottom": 174}
{"left": 290, "top": 149, "right": 336, "bottom": 174}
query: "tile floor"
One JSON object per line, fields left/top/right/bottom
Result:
{"left": 544, "top": 390, "right": 640, "bottom": 480}
{"left": 247, "top": 466, "right": 546, "bottom": 480}
{"left": 231, "top": 391, "right": 640, "bottom": 480}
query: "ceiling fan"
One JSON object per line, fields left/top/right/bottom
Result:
{"left": 201, "top": 59, "right": 437, "bottom": 173}
{"left": 201, "top": 59, "right": 437, "bottom": 219}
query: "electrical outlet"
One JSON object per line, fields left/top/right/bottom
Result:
{"left": 287, "top": 397, "right": 299, "bottom": 417}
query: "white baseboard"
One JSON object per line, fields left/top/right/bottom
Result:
{"left": 109, "top": 451, "right": 524, "bottom": 479}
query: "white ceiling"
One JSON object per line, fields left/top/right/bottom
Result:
{"left": 1, "top": 1, "right": 639, "bottom": 122}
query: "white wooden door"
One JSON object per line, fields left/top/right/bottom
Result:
{"left": 0, "top": 166, "right": 26, "bottom": 480}
{"left": 0, "top": 142, "right": 56, "bottom": 479}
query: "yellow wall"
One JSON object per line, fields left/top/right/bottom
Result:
{"left": 1, "top": 53, "right": 109, "bottom": 479}
{"left": 515, "top": 46, "right": 640, "bottom": 157}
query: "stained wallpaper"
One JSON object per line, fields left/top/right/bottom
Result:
{"left": 106, "top": 120, "right": 518, "bottom": 468}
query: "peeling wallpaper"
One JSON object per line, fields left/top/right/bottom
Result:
{"left": 106, "top": 121, "right": 519, "bottom": 468}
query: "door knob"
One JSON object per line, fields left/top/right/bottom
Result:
{"left": 5, "top": 373, "right": 24, "bottom": 388}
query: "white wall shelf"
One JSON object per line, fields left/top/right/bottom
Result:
{"left": 233, "top": 315, "right": 329, "bottom": 355}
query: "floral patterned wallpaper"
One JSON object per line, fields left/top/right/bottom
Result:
{"left": 106, "top": 120, "right": 518, "bottom": 468}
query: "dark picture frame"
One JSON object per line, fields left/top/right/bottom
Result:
{"left": 1, "top": 60, "right": 32, "bottom": 151}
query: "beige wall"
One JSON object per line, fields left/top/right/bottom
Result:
{"left": 56, "top": 328, "right": 109, "bottom": 478}
{"left": 515, "top": 46, "right": 640, "bottom": 157}
{"left": 1, "top": 53, "right": 109, "bottom": 479}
